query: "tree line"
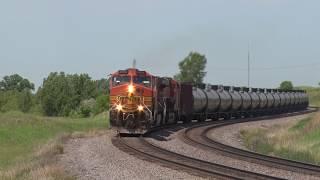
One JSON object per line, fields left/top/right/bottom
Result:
{"left": 0, "top": 73, "right": 109, "bottom": 117}
{"left": 0, "top": 52, "right": 312, "bottom": 117}
{"left": 174, "top": 52, "right": 306, "bottom": 92}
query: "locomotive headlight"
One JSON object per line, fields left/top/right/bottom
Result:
{"left": 116, "top": 104, "right": 123, "bottom": 111}
{"left": 137, "top": 105, "right": 144, "bottom": 111}
{"left": 128, "top": 84, "right": 135, "bottom": 94}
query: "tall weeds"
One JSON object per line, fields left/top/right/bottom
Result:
{"left": 241, "top": 112, "right": 320, "bottom": 164}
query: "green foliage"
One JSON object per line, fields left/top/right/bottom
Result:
{"left": 79, "top": 98, "right": 96, "bottom": 117}
{"left": 38, "top": 72, "right": 97, "bottom": 116}
{"left": 94, "top": 78, "right": 109, "bottom": 95}
{"left": 18, "top": 90, "right": 33, "bottom": 112}
{"left": 94, "top": 95, "right": 109, "bottom": 115}
{"left": 174, "top": 52, "right": 207, "bottom": 84}
{"left": 240, "top": 129, "right": 274, "bottom": 154}
{"left": 241, "top": 128, "right": 318, "bottom": 164}
{"left": 0, "top": 91, "right": 20, "bottom": 112}
{"left": 0, "top": 75, "right": 35, "bottom": 113}
{"left": 0, "top": 73, "right": 109, "bottom": 116}
{"left": 0, "top": 112, "right": 108, "bottom": 168}
{"left": 0, "top": 74, "right": 34, "bottom": 91}
{"left": 296, "top": 86, "right": 320, "bottom": 107}
{"left": 0, "top": 90, "right": 35, "bottom": 113}
{"left": 76, "top": 95, "right": 109, "bottom": 117}
{"left": 280, "top": 81, "right": 293, "bottom": 91}
{"left": 241, "top": 113, "right": 320, "bottom": 165}
{"left": 38, "top": 73, "right": 110, "bottom": 117}
{"left": 290, "top": 117, "right": 312, "bottom": 131}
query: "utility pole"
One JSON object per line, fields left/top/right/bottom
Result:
{"left": 248, "top": 45, "right": 250, "bottom": 88}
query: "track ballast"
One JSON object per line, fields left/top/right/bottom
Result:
{"left": 113, "top": 136, "right": 281, "bottom": 180}
{"left": 113, "top": 108, "right": 318, "bottom": 179}
{"left": 182, "top": 108, "right": 320, "bottom": 177}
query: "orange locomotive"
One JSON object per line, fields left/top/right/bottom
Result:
{"left": 109, "top": 68, "right": 182, "bottom": 134}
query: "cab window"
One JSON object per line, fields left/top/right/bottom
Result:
{"left": 133, "top": 76, "right": 151, "bottom": 87}
{"left": 112, "top": 76, "right": 130, "bottom": 86}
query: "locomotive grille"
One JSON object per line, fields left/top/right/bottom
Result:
{"left": 110, "top": 96, "right": 152, "bottom": 112}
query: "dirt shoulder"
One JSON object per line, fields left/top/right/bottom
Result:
{"left": 58, "top": 131, "right": 203, "bottom": 180}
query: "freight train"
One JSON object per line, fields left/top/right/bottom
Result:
{"left": 109, "top": 68, "right": 309, "bottom": 134}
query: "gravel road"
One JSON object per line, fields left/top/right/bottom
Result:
{"left": 58, "top": 131, "right": 205, "bottom": 180}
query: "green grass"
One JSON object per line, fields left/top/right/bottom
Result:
{"left": 241, "top": 112, "right": 320, "bottom": 165}
{"left": 290, "top": 117, "right": 312, "bottom": 131}
{"left": 0, "top": 111, "right": 109, "bottom": 169}
{"left": 296, "top": 86, "right": 320, "bottom": 107}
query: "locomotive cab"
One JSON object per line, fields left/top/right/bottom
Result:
{"left": 109, "top": 69, "right": 154, "bottom": 134}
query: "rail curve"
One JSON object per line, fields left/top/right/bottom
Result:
{"left": 182, "top": 108, "right": 320, "bottom": 177}
{"left": 112, "top": 136, "right": 281, "bottom": 180}
{"left": 112, "top": 108, "right": 318, "bottom": 179}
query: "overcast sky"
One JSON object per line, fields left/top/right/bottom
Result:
{"left": 1, "top": 0, "right": 319, "bottom": 89}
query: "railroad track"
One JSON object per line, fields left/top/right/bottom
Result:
{"left": 112, "top": 136, "right": 281, "bottom": 180}
{"left": 182, "top": 108, "right": 320, "bottom": 177}
{"left": 112, "top": 108, "right": 318, "bottom": 179}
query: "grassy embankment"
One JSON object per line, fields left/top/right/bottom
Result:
{"left": 0, "top": 111, "right": 109, "bottom": 180}
{"left": 241, "top": 112, "right": 320, "bottom": 165}
{"left": 241, "top": 87, "right": 320, "bottom": 164}
{"left": 297, "top": 86, "right": 320, "bottom": 107}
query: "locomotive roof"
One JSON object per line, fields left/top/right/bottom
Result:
{"left": 112, "top": 68, "right": 154, "bottom": 77}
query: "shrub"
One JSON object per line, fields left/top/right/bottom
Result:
{"left": 38, "top": 72, "right": 96, "bottom": 116}
{"left": 93, "top": 95, "right": 109, "bottom": 115}
{"left": 18, "top": 90, "right": 33, "bottom": 113}
{"left": 0, "top": 90, "right": 34, "bottom": 113}
{"left": 79, "top": 99, "right": 96, "bottom": 117}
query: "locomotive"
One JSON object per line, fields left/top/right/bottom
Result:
{"left": 109, "top": 68, "right": 309, "bottom": 134}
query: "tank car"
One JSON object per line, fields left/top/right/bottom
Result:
{"left": 238, "top": 87, "right": 252, "bottom": 117}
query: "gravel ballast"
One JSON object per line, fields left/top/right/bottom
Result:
{"left": 147, "top": 115, "right": 318, "bottom": 180}
{"left": 58, "top": 114, "right": 317, "bottom": 180}
{"left": 58, "top": 131, "right": 205, "bottom": 180}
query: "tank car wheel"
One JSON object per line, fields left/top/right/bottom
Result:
{"left": 198, "top": 114, "right": 206, "bottom": 122}
{"left": 224, "top": 113, "right": 231, "bottom": 120}
{"left": 155, "top": 113, "right": 163, "bottom": 127}
{"left": 181, "top": 115, "right": 192, "bottom": 123}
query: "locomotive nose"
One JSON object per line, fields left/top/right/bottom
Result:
{"left": 128, "top": 84, "right": 135, "bottom": 95}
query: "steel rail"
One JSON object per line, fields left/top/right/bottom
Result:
{"left": 113, "top": 136, "right": 281, "bottom": 180}
{"left": 182, "top": 108, "right": 320, "bottom": 177}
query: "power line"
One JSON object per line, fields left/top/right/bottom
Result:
{"left": 253, "top": 63, "right": 320, "bottom": 70}
{"left": 212, "top": 63, "right": 320, "bottom": 71}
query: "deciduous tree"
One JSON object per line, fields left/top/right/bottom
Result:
{"left": 174, "top": 52, "right": 207, "bottom": 84}
{"left": 38, "top": 72, "right": 96, "bottom": 116}
{"left": 0, "top": 74, "right": 34, "bottom": 91}
{"left": 280, "top": 81, "right": 294, "bottom": 91}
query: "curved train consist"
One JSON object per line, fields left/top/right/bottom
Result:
{"left": 109, "top": 68, "right": 309, "bottom": 134}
